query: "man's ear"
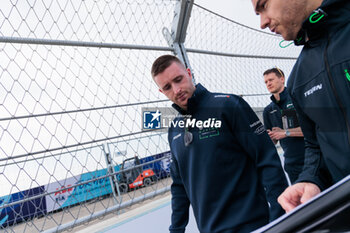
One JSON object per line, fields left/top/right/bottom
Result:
{"left": 281, "top": 75, "right": 285, "bottom": 84}
{"left": 186, "top": 68, "right": 192, "bottom": 78}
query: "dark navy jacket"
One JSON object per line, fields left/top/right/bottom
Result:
{"left": 168, "top": 84, "right": 288, "bottom": 233}
{"left": 288, "top": 0, "right": 350, "bottom": 189}
{"left": 263, "top": 88, "right": 305, "bottom": 170}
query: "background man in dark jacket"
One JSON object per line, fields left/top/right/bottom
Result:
{"left": 252, "top": 0, "right": 350, "bottom": 212}
{"left": 151, "top": 55, "right": 288, "bottom": 232}
{"left": 263, "top": 68, "right": 305, "bottom": 183}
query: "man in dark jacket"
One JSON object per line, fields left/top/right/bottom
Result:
{"left": 263, "top": 68, "right": 305, "bottom": 183}
{"left": 151, "top": 55, "right": 288, "bottom": 232}
{"left": 252, "top": 0, "right": 350, "bottom": 212}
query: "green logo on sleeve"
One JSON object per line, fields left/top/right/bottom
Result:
{"left": 345, "top": 69, "right": 350, "bottom": 82}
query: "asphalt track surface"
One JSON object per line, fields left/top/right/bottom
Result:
{"left": 88, "top": 195, "right": 199, "bottom": 233}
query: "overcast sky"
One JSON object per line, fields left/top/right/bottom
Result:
{"left": 195, "top": 0, "right": 262, "bottom": 30}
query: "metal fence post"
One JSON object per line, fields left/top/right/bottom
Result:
{"left": 102, "top": 143, "right": 120, "bottom": 205}
{"left": 163, "top": 0, "right": 195, "bottom": 83}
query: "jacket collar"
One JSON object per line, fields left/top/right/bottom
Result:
{"left": 294, "top": 0, "right": 350, "bottom": 46}
{"left": 270, "top": 87, "right": 288, "bottom": 105}
{"left": 172, "top": 83, "right": 208, "bottom": 115}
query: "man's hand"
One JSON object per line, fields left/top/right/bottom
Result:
{"left": 278, "top": 182, "right": 321, "bottom": 212}
{"left": 267, "top": 127, "right": 286, "bottom": 141}
{"left": 266, "top": 129, "right": 278, "bottom": 144}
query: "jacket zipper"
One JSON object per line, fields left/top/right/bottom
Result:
{"left": 324, "top": 35, "right": 350, "bottom": 145}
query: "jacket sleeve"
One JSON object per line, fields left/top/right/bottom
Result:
{"left": 263, "top": 106, "right": 272, "bottom": 130}
{"left": 291, "top": 95, "right": 332, "bottom": 190}
{"left": 232, "top": 97, "right": 288, "bottom": 221}
{"left": 168, "top": 132, "right": 190, "bottom": 233}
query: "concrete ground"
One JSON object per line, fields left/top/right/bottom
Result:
{"left": 76, "top": 194, "right": 199, "bottom": 233}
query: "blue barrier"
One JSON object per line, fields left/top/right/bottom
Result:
{"left": 0, "top": 186, "right": 46, "bottom": 228}
{"left": 0, "top": 151, "right": 171, "bottom": 228}
{"left": 140, "top": 151, "right": 171, "bottom": 179}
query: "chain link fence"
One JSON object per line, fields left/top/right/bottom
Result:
{"left": 186, "top": 3, "right": 301, "bottom": 111}
{"left": 0, "top": 0, "right": 300, "bottom": 232}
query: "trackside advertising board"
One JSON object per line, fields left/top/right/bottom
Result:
{"left": 0, "top": 186, "right": 46, "bottom": 228}
{"left": 140, "top": 151, "right": 171, "bottom": 179}
{"left": 45, "top": 168, "right": 115, "bottom": 212}
{"left": 0, "top": 151, "right": 171, "bottom": 228}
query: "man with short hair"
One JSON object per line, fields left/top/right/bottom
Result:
{"left": 252, "top": 0, "right": 350, "bottom": 212}
{"left": 263, "top": 68, "right": 305, "bottom": 183}
{"left": 151, "top": 54, "right": 288, "bottom": 232}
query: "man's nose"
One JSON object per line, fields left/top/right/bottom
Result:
{"left": 173, "top": 84, "right": 181, "bottom": 94}
{"left": 260, "top": 13, "right": 270, "bottom": 30}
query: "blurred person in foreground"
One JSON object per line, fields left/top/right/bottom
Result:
{"left": 263, "top": 68, "right": 305, "bottom": 184}
{"left": 151, "top": 54, "right": 288, "bottom": 232}
{"left": 252, "top": 0, "right": 350, "bottom": 212}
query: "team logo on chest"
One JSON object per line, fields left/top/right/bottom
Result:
{"left": 198, "top": 127, "right": 220, "bottom": 140}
